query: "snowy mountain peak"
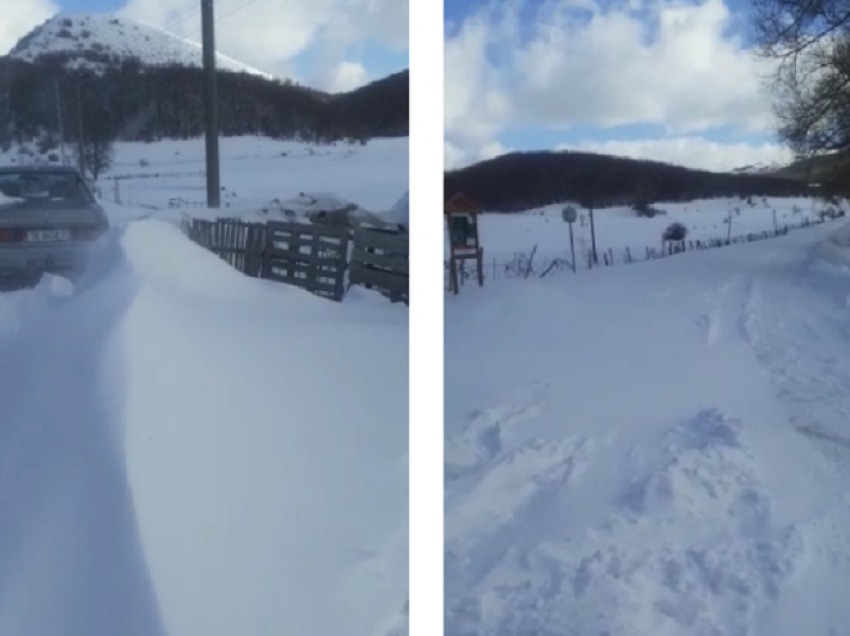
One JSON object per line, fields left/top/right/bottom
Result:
{"left": 731, "top": 161, "right": 784, "bottom": 175}
{"left": 7, "top": 13, "right": 274, "bottom": 79}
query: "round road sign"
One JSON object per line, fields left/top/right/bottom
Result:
{"left": 562, "top": 205, "right": 578, "bottom": 224}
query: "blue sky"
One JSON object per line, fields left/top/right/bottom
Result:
{"left": 444, "top": 0, "right": 790, "bottom": 172}
{"left": 1, "top": 0, "right": 408, "bottom": 92}
{"left": 57, "top": 0, "right": 121, "bottom": 11}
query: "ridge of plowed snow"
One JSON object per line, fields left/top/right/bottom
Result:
{"left": 0, "top": 222, "right": 408, "bottom": 636}
{"left": 8, "top": 13, "right": 273, "bottom": 78}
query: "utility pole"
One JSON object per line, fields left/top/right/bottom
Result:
{"left": 54, "top": 80, "right": 67, "bottom": 165}
{"left": 75, "top": 82, "right": 85, "bottom": 176}
{"left": 201, "top": 0, "right": 221, "bottom": 208}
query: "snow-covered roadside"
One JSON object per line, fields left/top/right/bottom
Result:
{"left": 445, "top": 221, "right": 850, "bottom": 636}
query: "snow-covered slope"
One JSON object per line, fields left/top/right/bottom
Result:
{"left": 732, "top": 162, "right": 785, "bottom": 175}
{"left": 445, "top": 218, "right": 850, "bottom": 636}
{"left": 8, "top": 13, "right": 273, "bottom": 78}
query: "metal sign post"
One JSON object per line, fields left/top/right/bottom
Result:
{"left": 562, "top": 205, "right": 578, "bottom": 273}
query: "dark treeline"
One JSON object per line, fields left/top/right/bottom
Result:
{"left": 0, "top": 55, "right": 408, "bottom": 149}
{"left": 445, "top": 151, "right": 810, "bottom": 211}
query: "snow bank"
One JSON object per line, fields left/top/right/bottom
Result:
{"left": 0, "top": 222, "right": 408, "bottom": 636}
{"left": 812, "top": 221, "right": 850, "bottom": 270}
{"left": 0, "top": 192, "right": 24, "bottom": 206}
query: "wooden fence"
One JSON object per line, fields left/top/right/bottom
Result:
{"left": 264, "top": 221, "right": 349, "bottom": 301}
{"left": 184, "top": 218, "right": 407, "bottom": 303}
{"left": 350, "top": 228, "right": 409, "bottom": 303}
{"left": 185, "top": 218, "right": 267, "bottom": 277}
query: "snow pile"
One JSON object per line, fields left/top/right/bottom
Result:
{"left": 0, "top": 192, "right": 24, "bottom": 206}
{"left": 383, "top": 191, "right": 409, "bottom": 229}
{"left": 446, "top": 221, "right": 850, "bottom": 636}
{"left": 255, "top": 191, "right": 408, "bottom": 230}
{"left": 8, "top": 13, "right": 272, "bottom": 78}
{"left": 261, "top": 191, "right": 360, "bottom": 220}
{"left": 0, "top": 221, "right": 408, "bottom": 636}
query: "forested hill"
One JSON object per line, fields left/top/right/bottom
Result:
{"left": 0, "top": 56, "right": 408, "bottom": 148}
{"left": 445, "top": 151, "right": 810, "bottom": 212}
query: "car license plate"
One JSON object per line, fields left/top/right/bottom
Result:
{"left": 26, "top": 229, "right": 71, "bottom": 242}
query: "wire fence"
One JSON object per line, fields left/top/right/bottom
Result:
{"left": 446, "top": 216, "right": 834, "bottom": 286}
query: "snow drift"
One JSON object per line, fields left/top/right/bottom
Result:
{"left": 0, "top": 222, "right": 408, "bottom": 636}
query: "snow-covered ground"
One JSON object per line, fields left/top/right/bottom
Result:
{"left": 445, "top": 208, "right": 850, "bottom": 635}
{"left": 461, "top": 197, "right": 836, "bottom": 267}
{"left": 1, "top": 136, "right": 409, "bottom": 227}
{"left": 0, "top": 137, "right": 408, "bottom": 636}
{"left": 0, "top": 223, "right": 408, "bottom": 636}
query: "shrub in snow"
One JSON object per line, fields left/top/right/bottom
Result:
{"left": 663, "top": 222, "right": 688, "bottom": 242}
{"left": 634, "top": 204, "right": 658, "bottom": 218}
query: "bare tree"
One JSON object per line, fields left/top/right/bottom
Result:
{"left": 74, "top": 135, "right": 114, "bottom": 180}
{"left": 752, "top": 0, "right": 850, "bottom": 192}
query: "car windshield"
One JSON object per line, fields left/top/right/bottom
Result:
{"left": 0, "top": 171, "right": 91, "bottom": 206}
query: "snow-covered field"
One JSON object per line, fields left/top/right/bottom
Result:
{"left": 461, "top": 197, "right": 836, "bottom": 267}
{"left": 445, "top": 205, "right": 850, "bottom": 635}
{"left": 0, "top": 138, "right": 408, "bottom": 636}
{"left": 2, "top": 136, "right": 409, "bottom": 228}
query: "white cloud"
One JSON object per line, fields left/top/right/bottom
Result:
{"left": 0, "top": 1, "right": 59, "bottom": 55}
{"left": 320, "top": 60, "right": 368, "bottom": 93}
{"left": 118, "top": 0, "right": 407, "bottom": 87}
{"left": 0, "top": 0, "right": 406, "bottom": 90}
{"left": 444, "top": 9, "right": 513, "bottom": 162}
{"left": 557, "top": 137, "right": 793, "bottom": 171}
{"left": 444, "top": 139, "right": 511, "bottom": 170}
{"left": 445, "top": 0, "right": 783, "bottom": 167}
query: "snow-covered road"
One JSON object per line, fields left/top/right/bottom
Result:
{"left": 445, "top": 222, "right": 850, "bottom": 636}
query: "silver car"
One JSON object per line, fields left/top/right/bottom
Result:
{"left": 0, "top": 165, "right": 109, "bottom": 289}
